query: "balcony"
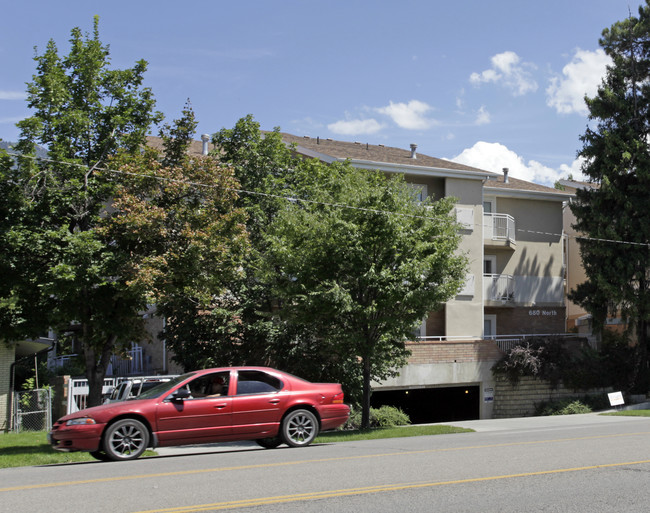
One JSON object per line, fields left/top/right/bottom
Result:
{"left": 483, "top": 274, "right": 514, "bottom": 303}
{"left": 484, "top": 213, "right": 515, "bottom": 248}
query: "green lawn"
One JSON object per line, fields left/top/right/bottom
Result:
{"left": 601, "top": 409, "right": 650, "bottom": 417}
{"left": 1, "top": 424, "right": 473, "bottom": 469}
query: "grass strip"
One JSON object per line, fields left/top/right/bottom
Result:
{"left": 0, "top": 424, "right": 473, "bottom": 469}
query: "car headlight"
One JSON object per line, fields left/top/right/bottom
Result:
{"left": 66, "top": 417, "right": 97, "bottom": 426}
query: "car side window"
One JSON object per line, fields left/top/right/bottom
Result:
{"left": 186, "top": 372, "right": 230, "bottom": 399}
{"left": 236, "top": 371, "right": 283, "bottom": 395}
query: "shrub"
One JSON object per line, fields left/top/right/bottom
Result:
{"left": 534, "top": 394, "right": 610, "bottom": 416}
{"left": 342, "top": 405, "right": 410, "bottom": 430}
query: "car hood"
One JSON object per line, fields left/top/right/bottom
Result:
{"left": 59, "top": 398, "right": 151, "bottom": 423}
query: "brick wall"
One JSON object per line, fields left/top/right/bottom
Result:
{"left": 492, "top": 375, "right": 610, "bottom": 418}
{"left": 406, "top": 340, "right": 504, "bottom": 365}
{"left": 485, "top": 306, "right": 566, "bottom": 335}
{"left": 0, "top": 343, "right": 14, "bottom": 431}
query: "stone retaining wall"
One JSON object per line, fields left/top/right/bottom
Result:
{"left": 492, "top": 375, "right": 611, "bottom": 418}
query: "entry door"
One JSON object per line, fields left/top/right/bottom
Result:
{"left": 231, "top": 370, "right": 288, "bottom": 437}
{"left": 155, "top": 371, "right": 233, "bottom": 444}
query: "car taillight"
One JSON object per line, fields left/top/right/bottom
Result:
{"left": 332, "top": 392, "right": 344, "bottom": 404}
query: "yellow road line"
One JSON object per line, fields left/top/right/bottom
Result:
{"left": 2, "top": 431, "right": 649, "bottom": 493}
{"left": 133, "top": 459, "right": 650, "bottom": 512}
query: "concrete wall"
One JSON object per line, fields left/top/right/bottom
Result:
{"left": 0, "top": 343, "right": 14, "bottom": 431}
{"left": 374, "top": 340, "right": 504, "bottom": 419}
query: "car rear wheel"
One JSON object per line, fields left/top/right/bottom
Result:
{"left": 102, "top": 418, "right": 149, "bottom": 461}
{"left": 256, "top": 437, "right": 282, "bottom": 449}
{"left": 281, "top": 409, "right": 319, "bottom": 447}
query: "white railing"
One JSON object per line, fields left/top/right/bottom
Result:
{"left": 414, "top": 333, "right": 581, "bottom": 353}
{"left": 484, "top": 213, "right": 515, "bottom": 243}
{"left": 485, "top": 333, "right": 579, "bottom": 352}
{"left": 66, "top": 375, "right": 177, "bottom": 414}
{"left": 51, "top": 354, "right": 79, "bottom": 369}
{"left": 483, "top": 274, "right": 514, "bottom": 302}
{"left": 109, "top": 346, "right": 144, "bottom": 376}
{"left": 66, "top": 377, "right": 119, "bottom": 414}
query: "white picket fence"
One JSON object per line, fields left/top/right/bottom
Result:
{"left": 66, "top": 375, "right": 174, "bottom": 414}
{"left": 66, "top": 377, "right": 120, "bottom": 414}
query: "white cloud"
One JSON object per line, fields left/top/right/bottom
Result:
{"left": 475, "top": 106, "right": 490, "bottom": 125}
{"left": 546, "top": 48, "right": 611, "bottom": 115}
{"left": 450, "top": 141, "right": 587, "bottom": 186}
{"left": 0, "top": 90, "right": 27, "bottom": 101}
{"left": 470, "top": 51, "right": 538, "bottom": 96}
{"left": 327, "top": 118, "right": 384, "bottom": 135}
{"left": 376, "top": 100, "right": 436, "bottom": 130}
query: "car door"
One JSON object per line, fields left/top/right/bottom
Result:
{"left": 155, "top": 371, "right": 233, "bottom": 444}
{"left": 231, "top": 370, "right": 288, "bottom": 437}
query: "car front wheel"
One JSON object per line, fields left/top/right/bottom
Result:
{"left": 280, "top": 409, "right": 319, "bottom": 447}
{"left": 102, "top": 418, "right": 149, "bottom": 461}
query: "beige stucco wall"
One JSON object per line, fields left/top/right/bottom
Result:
{"left": 445, "top": 177, "right": 484, "bottom": 338}
{"left": 492, "top": 196, "right": 565, "bottom": 306}
{"left": 563, "top": 203, "right": 588, "bottom": 327}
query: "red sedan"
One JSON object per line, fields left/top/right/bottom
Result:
{"left": 48, "top": 367, "right": 350, "bottom": 461}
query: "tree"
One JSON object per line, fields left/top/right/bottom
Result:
{"left": 0, "top": 19, "right": 248, "bottom": 406}
{"left": 202, "top": 117, "right": 467, "bottom": 428}
{"left": 263, "top": 164, "right": 467, "bottom": 428}
{"left": 570, "top": 2, "right": 650, "bottom": 392}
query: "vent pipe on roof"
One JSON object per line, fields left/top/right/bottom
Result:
{"left": 410, "top": 143, "right": 417, "bottom": 159}
{"left": 201, "top": 134, "right": 210, "bottom": 155}
{"left": 503, "top": 167, "right": 509, "bottom": 183}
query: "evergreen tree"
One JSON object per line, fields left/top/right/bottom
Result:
{"left": 570, "top": 2, "right": 650, "bottom": 392}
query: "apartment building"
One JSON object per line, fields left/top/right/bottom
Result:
{"left": 279, "top": 134, "right": 573, "bottom": 421}
{"left": 3, "top": 134, "right": 572, "bottom": 427}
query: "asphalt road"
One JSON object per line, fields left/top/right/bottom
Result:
{"left": 3, "top": 413, "right": 650, "bottom": 512}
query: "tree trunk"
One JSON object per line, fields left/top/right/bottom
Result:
{"left": 360, "top": 357, "right": 372, "bottom": 430}
{"left": 84, "top": 335, "right": 117, "bottom": 407}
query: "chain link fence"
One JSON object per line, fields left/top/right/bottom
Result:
{"left": 13, "top": 388, "right": 52, "bottom": 432}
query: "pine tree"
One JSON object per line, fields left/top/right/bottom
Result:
{"left": 570, "top": 2, "right": 650, "bottom": 392}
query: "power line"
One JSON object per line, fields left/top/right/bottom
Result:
{"left": 6, "top": 151, "right": 650, "bottom": 248}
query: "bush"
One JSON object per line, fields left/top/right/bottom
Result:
{"left": 343, "top": 405, "right": 410, "bottom": 430}
{"left": 534, "top": 394, "right": 610, "bottom": 416}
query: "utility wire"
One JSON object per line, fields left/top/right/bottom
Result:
{"left": 6, "top": 151, "right": 650, "bottom": 248}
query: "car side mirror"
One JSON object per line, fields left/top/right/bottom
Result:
{"left": 171, "top": 388, "right": 191, "bottom": 401}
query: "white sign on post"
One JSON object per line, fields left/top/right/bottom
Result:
{"left": 608, "top": 391, "right": 624, "bottom": 407}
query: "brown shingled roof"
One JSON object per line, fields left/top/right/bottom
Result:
{"left": 277, "top": 132, "right": 492, "bottom": 176}
{"left": 146, "top": 135, "right": 208, "bottom": 157}
{"left": 484, "top": 174, "right": 573, "bottom": 196}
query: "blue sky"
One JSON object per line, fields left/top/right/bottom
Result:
{"left": 1, "top": 1, "right": 645, "bottom": 185}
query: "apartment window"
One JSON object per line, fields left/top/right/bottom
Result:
{"left": 484, "top": 315, "right": 496, "bottom": 338}
{"left": 407, "top": 183, "right": 428, "bottom": 203}
{"left": 484, "top": 255, "right": 496, "bottom": 274}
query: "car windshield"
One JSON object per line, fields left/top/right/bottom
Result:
{"left": 136, "top": 373, "right": 196, "bottom": 400}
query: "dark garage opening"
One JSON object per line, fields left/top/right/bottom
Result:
{"left": 370, "top": 386, "right": 480, "bottom": 424}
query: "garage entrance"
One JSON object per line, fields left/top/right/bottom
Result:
{"left": 370, "top": 385, "right": 480, "bottom": 424}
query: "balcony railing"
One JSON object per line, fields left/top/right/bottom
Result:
{"left": 483, "top": 274, "right": 514, "bottom": 302}
{"left": 50, "top": 346, "right": 147, "bottom": 376}
{"left": 484, "top": 213, "right": 515, "bottom": 244}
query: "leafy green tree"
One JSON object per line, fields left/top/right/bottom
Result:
{"left": 570, "top": 2, "right": 650, "bottom": 392}
{"left": 263, "top": 165, "right": 467, "bottom": 428}
{"left": 0, "top": 19, "right": 247, "bottom": 406}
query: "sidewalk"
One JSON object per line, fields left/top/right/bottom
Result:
{"left": 154, "top": 407, "right": 650, "bottom": 456}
